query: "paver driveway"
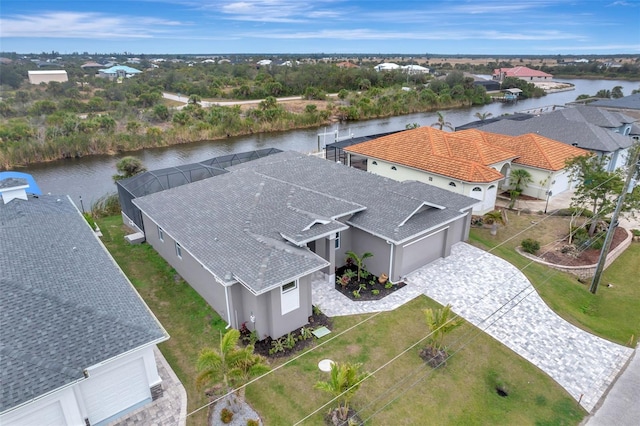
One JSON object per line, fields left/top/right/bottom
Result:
{"left": 406, "top": 243, "right": 633, "bottom": 412}
{"left": 313, "top": 242, "right": 633, "bottom": 412}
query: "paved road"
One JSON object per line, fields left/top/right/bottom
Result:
{"left": 162, "top": 92, "right": 337, "bottom": 109}
{"left": 583, "top": 348, "right": 640, "bottom": 426}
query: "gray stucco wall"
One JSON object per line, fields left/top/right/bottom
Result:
{"left": 141, "top": 214, "right": 229, "bottom": 323}
{"left": 267, "top": 275, "right": 313, "bottom": 340}
{"left": 347, "top": 227, "right": 392, "bottom": 280}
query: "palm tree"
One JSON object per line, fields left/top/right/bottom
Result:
{"left": 112, "top": 156, "right": 146, "bottom": 181}
{"left": 196, "top": 329, "right": 269, "bottom": 398}
{"left": 345, "top": 251, "right": 374, "bottom": 282}
{"left": 431, "top": 111, "right": 453, "bottom": 131}
{"left": 508, "top": 168, "right": 533, "bottom": 209}
{"left": 483, "top": 210, "right": 506, "bottom": 236}
{"left": 474, "top": 111, "right": 493, "bottom": 121}
{"left": 424, "top": 304, "right": 461, "bottom": 350}
{"left": 314, "top": 362, "right": 371, "bottom": 421}
{"left": 188, "top": 94, "right": 201, "bottom": 105}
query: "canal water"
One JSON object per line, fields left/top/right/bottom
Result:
{"left": 23, "top": 79, "right": 640, "bottom": 206}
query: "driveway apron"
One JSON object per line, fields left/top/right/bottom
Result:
{"left": 405, "top": 243, "right": 633, "bottom": 412}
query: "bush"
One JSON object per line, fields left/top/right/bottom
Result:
{"left": 521, "top": 238, "right": 540, "bottom": 254}
{"left": 247, "top": 420, "right": 260, "bottom": 426}
{"left": 220, "top": 408, "right": 234, "bottom": 424}
{"left": 556, "top": 207, "right": 594, "bottom": 218}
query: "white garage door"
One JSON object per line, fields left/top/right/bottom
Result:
{"left": 81, "top": 358, "right": 150, "bottom": 425}
{"left": 399, "top": 228, "right": 447, "bottom": 277}
{"left": 5, "top": 401, "right": 66, "bottom": 426}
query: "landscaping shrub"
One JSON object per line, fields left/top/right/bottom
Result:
{"left": 521, "top": 238, "right": 540, "bottom": 254}
{"left": 247, "top": 420, "right": 260, "bottom": 426}
{"left": 556, "top": 207, "right": 594, "bottom": 217}
{"left": 220, "top": 408, "right": 234, "bottom": 424}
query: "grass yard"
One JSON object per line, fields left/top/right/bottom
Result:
{"left": 246, "top": 297, "right": 585, "bottom": 425}
{"left": 98, "top": 216, "right": 226, "bottom": 426}
{"left": 98, "top": 214, "right": 593, "bottom": 425}
{"left": 470, "top": 211, "right": 640, "bottom": 348}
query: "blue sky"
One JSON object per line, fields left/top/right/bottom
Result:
{"left": 1, "top": 0, "right": 638, "bottom": 55}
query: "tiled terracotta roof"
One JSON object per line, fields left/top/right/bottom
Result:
{"left": 345, "top": 127, "right": 588, "bottom": 183}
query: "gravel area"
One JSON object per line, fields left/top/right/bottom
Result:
{"left": 210, "top": 395, "right": 262, "bottom": 426}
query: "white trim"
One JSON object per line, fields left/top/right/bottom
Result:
{"left": 281, "top": 279, "right": 300, "bottom": 315}
{"left": 175, "top": 242, "right": 182, "bottom": 259}
{"left": 157, "top": 226, "right": 164, "bottom": 242}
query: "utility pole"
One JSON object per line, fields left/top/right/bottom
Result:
{"left": 590, "top": 146, "right": 640, "bottom": 294}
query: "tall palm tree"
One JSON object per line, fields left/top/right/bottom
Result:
{"left": 431, "top": 111, "right": 454, "bottom": 131}
{"left": 474, "top": 111, "right": 493, "bottom": 121}
{"left": 315, "top": 362, "right": 371, "bottom": 421}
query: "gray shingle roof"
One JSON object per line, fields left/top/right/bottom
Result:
{"left": 557, "top": 105, "right": 635, "bottom": 127}
{"left": 476, "top": 110, "right": 633, "bottom": 154}
{"left": 0, "top": 195, "right": 167, "bottom": 412}
{"left": 588, "top": 93, "right": 640, "bottom": 111}
{"left": 134, "top": 152, "right": 477, "bottom": 295}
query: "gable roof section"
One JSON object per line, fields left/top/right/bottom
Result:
{"left": 0, "top": 195, "right": 167, "bottom": 413}
{"left": 558, "top": 105, "right": 635, "bottom": 127}
{"left": 135, "top": 153, "right": 477, "bottom": 294}
{"left": 344, "top": 127, "right": 513, "bottom": 183}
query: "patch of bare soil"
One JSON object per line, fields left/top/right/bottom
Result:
{"left": 539, "top": 227, "right": 628, "bottom": 266}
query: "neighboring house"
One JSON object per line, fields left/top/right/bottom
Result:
{"left": 374, "top": 62, "right": 401, "bottom": 71}
{"left": 342, "top": 127, "right": 587, "bottom": 214}
{"left": 0, "top": 177, "right": 169, "bottom": 426}
{"left": 587, "top": 93, "right": 640, "bottom": 122}
{"left": 97, "top": 65, "right": 142, "bottom": 79}
{"left": 336, "top": 61, "right": 359, "bottom": 69}
{"left": 27, "top": 70, "right": 68, "bottom": 84}
{"left": 131, "top": 152, "right": 477, "bottom": 340}
{"left": 492, "top": 66, "right": 553, "bottom": 82}
{"left": 81, "top": 61, "right": 105, "bottom": 69}
{"left": 465, "top": 105, "right": 635, "bottom": 172}
{"left": 256, "top": 59, "right": 272, "bottom": 66}
{"left": 402, "top": 64, "right": 430, "bottom": 74}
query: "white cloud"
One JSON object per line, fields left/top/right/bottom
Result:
{"left": 0, "top": 11, "right": 188, "bottom": 39}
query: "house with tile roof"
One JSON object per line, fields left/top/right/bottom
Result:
{"left": 0, "top": 178, "right": 169, "bottom": 426}
{"left": 492, "top": 66, "right": 553, "bottom": 82}
{"left": 463, "top": 106, "right": 635, "bottom": 172}
{"left": 343, "top": 127, "right": 588, "bottom": 214}
{"left": 132, "top": 152, "right": 477, "bottom": 340}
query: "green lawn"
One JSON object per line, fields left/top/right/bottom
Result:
{"left": 469, "top": 212, "right": 640, "bottom": 348}
{"left": 97, "top": 212, "right": 640, "bottom": 425}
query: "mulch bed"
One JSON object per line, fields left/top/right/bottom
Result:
{"left": 334, "top": 265, "right": 406, "bottom": 301}
{"left": 539, "top": 227, "right": 628, "bottom": 266}
{"left": 243, "top": 308, "right": 332, "bottom": 359}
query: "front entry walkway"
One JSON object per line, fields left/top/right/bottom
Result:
{"left": 312, "top": 243, "right": 633, "bottom": 412}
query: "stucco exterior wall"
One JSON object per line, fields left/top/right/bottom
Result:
{"left": 141, "top": 214, "right": 229, "bottom": 323}
{"left": 347, "top": 227, "right": 392, "bottom": 280}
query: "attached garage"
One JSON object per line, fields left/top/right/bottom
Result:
{"left": 81, "top": 358, "right": 151, "bottom": 425}
{"left": 398, "top": 227, "right": 448, "bottom": 277}
{"left": 6, "top": 401, "right": 66, "bottom": 426}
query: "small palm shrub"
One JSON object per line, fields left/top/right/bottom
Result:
{"left": 521, "top": 238, "right": 540, "bottom": 254}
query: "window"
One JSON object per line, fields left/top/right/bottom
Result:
{"left": 335, "top": 232, "right": 341, "bottom": 249}
{"left": 391, "top": 166, "right": 397, "bottom": 170}
{"left": 175, "top": 242, "right": 182, "bottom": 259}
{"left": 372, "top": 161, "right": 378, "bottom": 165}
{"left": 281, "top": 280, "right": 300, "bottom": 315}
{"left": 158, "top": 226, "right": 164, "bottom": 242}
{"left": 449, "top": 182, "right": 456, "bottom": 187}
{"left": 472, "top": 187, "right": 482, "bottom": 192}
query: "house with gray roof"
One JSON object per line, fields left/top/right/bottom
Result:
{"left": 587, "top": 93, "right": 640, "bottom": 122}
{"left": 132, "top": 152, "right": 476, "bottom": 339}
{"left": 0, "top": 178, "right": 169, "bottom": 426}
{"left": 463, "top": 106, "right": 635, "bottom": 172}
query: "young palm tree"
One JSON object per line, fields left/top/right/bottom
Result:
{"left": 196, "top": 329, "right": 269, "bottom": 396}
{"left": 424, "top": 304, "right": 462, "bottom": 350}
{"left": 345, "top": 251, "right": 374, "bottom": 281}
{"left": 508, "top": 168, "right": 533, "bottom": 209}
{"left": 431, "top": 111, "right": 454, "bottom": 131}
{"left": 474, "top": 111, "right": 493, "bottom": 121}
{"left": 483, "top": 210, "right": 506, "bottom": 236}
{"left": 314, "top": 362, "right": 371, "bottom": 421}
